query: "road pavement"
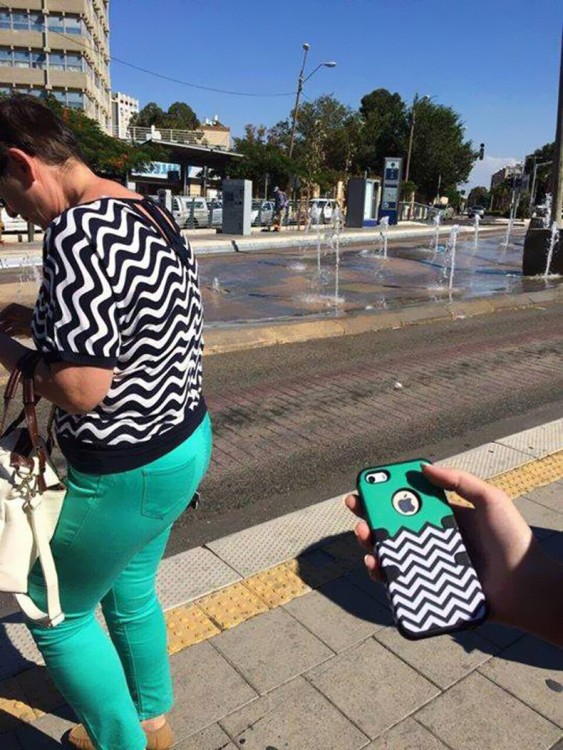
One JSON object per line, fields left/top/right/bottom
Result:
{"left": 167, "top": 301, "right": 563, "bottom": 553}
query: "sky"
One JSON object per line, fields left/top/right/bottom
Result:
{"left": 109, "top": 0, "right": 562, "bottom": 191}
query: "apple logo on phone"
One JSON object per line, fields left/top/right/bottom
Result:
{"left": 392, "top": 489, "right": 421, "bottom": 516}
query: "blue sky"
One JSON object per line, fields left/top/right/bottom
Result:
{"left": 110, "top": 0, "right": 562, "bottom": 189}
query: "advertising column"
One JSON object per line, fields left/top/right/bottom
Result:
{"left": 379, "top": 157, "right": 403, "bottom": 225}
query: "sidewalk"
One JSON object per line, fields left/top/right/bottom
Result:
{"left": 0, "top": 420, "right": 561, "bottom": 748}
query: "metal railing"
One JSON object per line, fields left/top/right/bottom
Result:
{"left": 251, "top": 199, "right": 344, "bottom": 231}
{"left": 121, "top": 125, "right": 231, "bottom": 150}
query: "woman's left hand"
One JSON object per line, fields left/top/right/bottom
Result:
{"left": 0, "top": 303, "right": 34, "bottom": 337}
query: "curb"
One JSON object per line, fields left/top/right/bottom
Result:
{"left": 203, "top": 287, "right": 563, "bottom": 355}
{"left": 188, "top": 223, "right": 510, "bottom": 255}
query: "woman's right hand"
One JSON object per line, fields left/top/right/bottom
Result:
{"left": 0, "top": 303, "right": 34, "bottom": 337}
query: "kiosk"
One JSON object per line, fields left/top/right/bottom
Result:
{"left": 345, "top": 178, "right": 381, "bottom": 228}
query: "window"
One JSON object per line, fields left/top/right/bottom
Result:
{"left": 49, "top": 52, "right": 65, "bottom": 70}
{"left": 13, "top": 50, "right": 30, "bottom": 69}
{"left": 31, "top": 52, "right": 46, "bottom": 69}
{"left": 0, "top": 11, "right": 10, "bottom": 30}
{"left": 65, "top": 17, "right": 81, "bottom": 35}
{"left": 29, "top": 13, "right": 43, "bottom": 32}
{"left": 66, "top": 91, "right": 84, "bottom": 109}
{"left": 0, "top": 48, "right": 11, "bottom": 64}
{"left": 66, "top": 53, "right": 82, "bottom": 71}
{"left": 47, "top": 14, "right": 65, "bottom": 34}
{"left": 12, "top": 12, "right": 29, "bottom": 31}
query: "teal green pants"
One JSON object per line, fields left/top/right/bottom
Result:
{"left": 26, "top": 414, "right": 212, "bottom": 750}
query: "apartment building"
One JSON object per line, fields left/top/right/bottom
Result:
{"left": 112, "top": 90, "right": 138, "bottom": 139}
{"left": 0, "top": 0, "right": 111, "bottom": 131}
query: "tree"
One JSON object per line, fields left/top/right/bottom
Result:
{"left": 227, "top": 124, "right": 294, "bottom": 196}
{"left": 408, "top": 100, "right": 476, "bottom": 201}
{"left": 467, "top": 186, "right": 489, "bottom": 206}
{"left": 43, "top": 96, "right": 164, "bottom": 180}
{"left": 130, "top": 101, "right": 200, "bottom": 130}
{"left": 356, "top": 89, "right": 408, "bottom": 174}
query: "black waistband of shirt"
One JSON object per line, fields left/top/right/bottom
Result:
{"left": 57, "top": 398, "right": 207, "bottom": 475}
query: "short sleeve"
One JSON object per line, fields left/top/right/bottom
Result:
{"left": 32, "top": 211, "right": 120, "bottom": 368}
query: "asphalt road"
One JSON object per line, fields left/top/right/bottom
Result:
{"left": 167, "top": 301, "right": 563, "bottom": 554}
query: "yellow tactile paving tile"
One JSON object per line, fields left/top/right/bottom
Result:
{"left": 490, "top": 451, "right": 563, "bottom": 499}
{"left": 244, "top": 561, "right": 311, "bottom": 607}
{"left": 197, "top": 583, "right": 269, "bottom": 630}
{"left": 165, "top": 603, "right": 221, "bottom": 655}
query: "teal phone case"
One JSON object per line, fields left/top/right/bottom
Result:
{"left": 357, "top": 459, "right": 488, "bottom": 640}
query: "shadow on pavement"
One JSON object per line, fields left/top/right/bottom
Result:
{"left": 296, "top": 527, "right": 563, "bottom": 672}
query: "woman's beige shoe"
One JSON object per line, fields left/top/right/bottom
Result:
{"left": 68, "top": 720, "right": 174, "bottom": 749}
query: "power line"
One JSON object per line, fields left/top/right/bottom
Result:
{"left": 0, "top": 3, "right": 296, "bottom": 98}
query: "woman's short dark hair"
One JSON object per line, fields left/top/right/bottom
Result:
{"left": 0, "top": 95, "right": 84, "bottom": 175}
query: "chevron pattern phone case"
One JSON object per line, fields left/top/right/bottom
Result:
{"left": 357, "top": 459, "right": 488, "bottom": 640}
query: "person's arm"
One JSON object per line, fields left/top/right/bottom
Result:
{"left": 346, "top": 464, "right": 563, "bottom": 647}
{"left": 0, "top": 332, "right": 113, "bottom": 413}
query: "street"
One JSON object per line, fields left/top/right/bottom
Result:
{"left": 168, "top": 301, "right": 563, "bottom": 553}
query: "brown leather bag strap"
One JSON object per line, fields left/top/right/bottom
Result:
{"left": 1, "top": 367, "right": 22, "bottom": 433}
{"left": 22, "top": 375, "right": 48, "bottom": 492}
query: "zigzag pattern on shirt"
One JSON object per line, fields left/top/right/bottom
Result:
{"left": 32, "top": 198, "right": 203, "bottom": 447}
{"left": 377, "top": 523, "right": 487, "bottom": 637}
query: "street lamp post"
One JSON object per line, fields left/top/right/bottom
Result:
{"left": 405, "top": 94, "right": 431, "bottom": 183}
{"left": 288, "top": 43, "right": 336, "bottom": 159}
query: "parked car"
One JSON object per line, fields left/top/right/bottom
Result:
{"left": 172, "top": 196, "right": 222, "bottom": 229}
{"left": 467, "top": 205, "right": 485, "bottom": 219}
{"left": 309, "top": 198, "right": 338, "bottom": 225}
{"left": 251, "top": 200, "right": 274, "bottom": 226}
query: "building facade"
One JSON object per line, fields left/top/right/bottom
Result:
{"left": 490, "top": 164, "right": 521, "bottom": 190}
{"left": 111, "top": 91, "right": 138, "bottom": 139}
{"left": 0, "top": 0, "right": 111, "bottom": 131}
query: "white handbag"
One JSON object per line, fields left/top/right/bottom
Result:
{"left": 0, "top": 360, "right": 65, "bottom": 627}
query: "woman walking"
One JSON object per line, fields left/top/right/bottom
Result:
{"left": 0, "top": 95, "right": 211, "bottom": 750}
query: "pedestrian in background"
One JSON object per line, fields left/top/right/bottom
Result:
{"left": 0, "top": 95, "right": 212, "bottom": 750}
{"left": 271, "top": 185, "right": 288, "bottom": 232}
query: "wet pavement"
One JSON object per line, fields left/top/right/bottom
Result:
{"left": 198, "top": 228, "right": 560, "bottom": 325}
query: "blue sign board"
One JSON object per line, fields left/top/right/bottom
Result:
{"left": 379, "top": 157, "right": 403, "bottom": 225}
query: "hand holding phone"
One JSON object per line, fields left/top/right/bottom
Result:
{"left": 356, "top": 458, "right": 488, "bottom": 640}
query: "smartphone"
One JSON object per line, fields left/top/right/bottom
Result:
{"left": 356, "top": 458, "right": 488, "bottom": 640}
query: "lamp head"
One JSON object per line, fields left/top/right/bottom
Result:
{"left": 302, "top": 42, "right": 310, "bottom": 51}
{"left": 323, "top": 61, "right": 337, "bottom": 68}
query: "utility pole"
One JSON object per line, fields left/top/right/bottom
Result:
{"left": 289, "top": 44, "right": 310, "bottom": 160}
{"left": 550, "top": 28, "right": 563, "bottom": 228}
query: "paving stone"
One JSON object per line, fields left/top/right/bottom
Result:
{"left": 524, "top": 482, "right": 563, "bottom": 513}
{"left": 363, "top": 717, "right": 449, "bottom": 749}
{"left": 514, "top": 497, "right": 563, "bottom": 539}
{"left": 549, "top": 740, "right": 563, "bottom": 750}
{"left": 475, "top": 621, "right": 525, "bottom": 650}
{"left": 479, "top": 635, "right": 563, "bottom": 727}
{"left": 306, "top": 638, "right": 438, "bottom": 739}
{"left": 168, "top": 640, "right": 257, "bottom": 741}
{"left": 16, "top": 703, "right": 76, "bottom": 749}
{"left": 375, "top": 627, "right": 496, "bottom": 689}
{"left": 343, "top": 566, "right": 391, "bottom": 612}
{"left": 282, "top": 577, "right": 392, "bottom": 652}
{"left": 220, "top": 675, "right": 368, "bottom": 750}
{"left": 174, "top": 723, "right": 236, "bottom": 749}
{"left": 211, "top": 607, "right": 333, "bottom": 694}
{"left": 416, "top": 672, "right": 561, "bottom": 750}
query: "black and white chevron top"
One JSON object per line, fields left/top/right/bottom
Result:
{"left": 31, "top": 196, "right": 206, "bottom": 474}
